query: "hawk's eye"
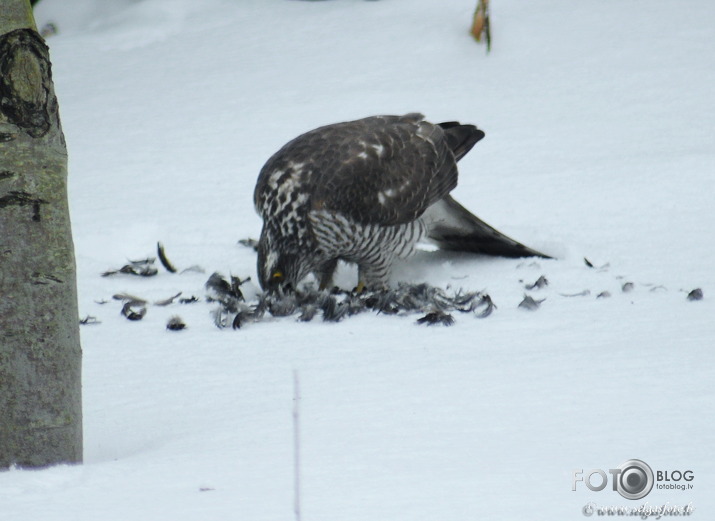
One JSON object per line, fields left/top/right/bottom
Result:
{"left": 271, "top": 270, "right": 284, "bottom": 282}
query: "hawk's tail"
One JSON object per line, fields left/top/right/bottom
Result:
{"left": 424, "top": 195, "right": 551, "bottom": 259}
{"left": 438, "top": 121, "right": 485, "bottom": 162}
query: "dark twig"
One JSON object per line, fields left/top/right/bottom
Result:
{"left": 293, "top": 370, "right": 302, "bottom": 521}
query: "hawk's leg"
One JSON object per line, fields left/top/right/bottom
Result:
{"left": 357, "top": 259, "right": 392, "bottom": 291}
{"left": 315, "top": 258, "right": 339, "bottom": 291}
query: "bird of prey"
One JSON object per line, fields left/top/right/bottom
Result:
{"left": 254, "top": 113, "right": 548, "bottom": 291}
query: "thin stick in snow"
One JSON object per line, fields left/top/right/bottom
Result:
{"left": 293, "top": 370, "right": 302, "bottom": 521}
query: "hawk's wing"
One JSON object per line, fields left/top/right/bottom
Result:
{"left": 423, "top": 195, "right": 551, "bottom": 258}
{"left": 255, "top": 114, "right": 484, "bottom": 226}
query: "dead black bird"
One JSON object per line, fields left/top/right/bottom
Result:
{"left": 208, "top": 274, "right": 498, "bottom": 329}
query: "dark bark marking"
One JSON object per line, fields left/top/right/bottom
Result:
{"left": 0, "top": 170, "right": 17, "bottom": 180}
{"left": 31, "top": 272, "right": 64, "bottom": 285}
{"left": 0, "top": 190, "right": 48, "bottom": 221}
{"left": 32, "top": 201, "right": 42, "bottom": 221}
{"left": 0, "top": 29, "right": 53, "bottom": 138}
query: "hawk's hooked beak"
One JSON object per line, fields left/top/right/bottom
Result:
{"left": 265, "top": 270, "right": 295, "bottom": 294}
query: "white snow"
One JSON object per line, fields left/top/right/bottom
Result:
{"left": 3, "top": 0, "right": 714, "bottom": 519}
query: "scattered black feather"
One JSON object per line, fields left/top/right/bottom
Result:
{"left": 525, "top": 275, "right": 549, "bottom": 290}
{"left": 128, "top": 257, "right": 155, "bottom": 265}
{"left": 113, "top": 293, "right": 147, "bottom": 304}
{"left": 416, "top": 311, "right": 455, "bottom": 326}
{"left": 596, "top": 291, "right": 612, "bottom": 299}
{"left": 297, "top": 304, "right": 319, "bottom": 322}
{"left": 474, "top": 294, "right": 497, "bottom": 318}
{"left": 208, "top": 280, "right": 267, "bottom": 328}
{"left": 687, "top": 288, "right": 704, "bottom": 301}
{"left": 229, "top": 303, "right": 267, "bottom": 330}
{"left": 180, "top": 265, "right": 206, "bottom": 274}
{"left": 559, "top": 290, "right": 591, "bottom": 297}
{"left": 367, "top": 291, "right": 401, "bottom": 315}
{"left": 518, "top": 295, "right": 544, "bottom": 311}
{"left": 320, "top": 294, "right": 349, "bottom": 322}
{"left": 449, "top": 289, "right": 485, "bottom": 313}
{"left": 238, "top": 238, "right": 259, "bottom": 251}
{"left": 205, "top": 273, "right": 230, "bottom": 295}
{"left": 230, "top": 276, "right": 249, "bottom": 300}
{"left": 212, "top": 308, "right": 231, "bottom": 329}
{"left": 155, "top": 292, "right": 182, "bottom": 306}
{"left": 583, "top": 257, "right": 610, "bottom": 270}
{"left": 179, "top": 296, "right": 200, "bottom": 304}
{"left": 121, "top": 301, "right": 147, "bottom": 321}
{"left": 621, "top": 282, "right": 635, "bottom": 293}
{"left": 322, "top": 290, "right": 367, "bottom": 321}
{"left": 166, "top": 316, "right": 186, "bottom": 331}
{"left": 344, "top": 291, "right": 371, "bottom": 317}
{"left": 232, "top": 312, "right": 245, "bottom": 329}
{"left": 157, "top": 242, "right": 178, "bottom": 273}
{"left": 205, "top": 272, "right": 247, "bottom": 313}
{"left": 265, "top": 291, "right": 299, "bottom": 317}
{"left": 102, "top": 262, "right": 158, "bottom": 277}
{"left": 79, "top": 315, "right": 101, "bottom": 325}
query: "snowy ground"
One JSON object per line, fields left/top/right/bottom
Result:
{"left": 3, "top": 0, "right": 714, "bottom": 519}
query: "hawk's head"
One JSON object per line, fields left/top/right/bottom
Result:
{"left": 256, "top": 233, "right": 310, "bottom": 292}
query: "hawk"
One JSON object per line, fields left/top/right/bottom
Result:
{"left": 254, "top": 113, "right": 548, "bottom": 291}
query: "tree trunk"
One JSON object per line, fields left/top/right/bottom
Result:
{"left": 0, "top": 1, "right": 82, "bottom": 468}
